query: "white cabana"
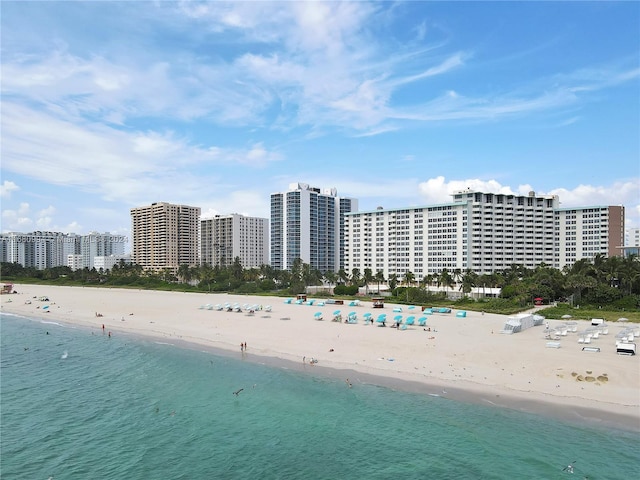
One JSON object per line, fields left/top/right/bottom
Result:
{"left": 500, "top": 313, "right": 536, "bottom": 334}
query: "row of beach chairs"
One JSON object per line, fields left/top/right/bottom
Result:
{"left": 199, "top": 303, "right": 272, "bottom": 313}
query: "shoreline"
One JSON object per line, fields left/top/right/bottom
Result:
{"left": 2, "top": 284, "right": 639, "bottom": 432}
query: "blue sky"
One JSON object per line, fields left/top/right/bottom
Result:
{"left": 2, "top": 1, "right": 639, "bottom": 243}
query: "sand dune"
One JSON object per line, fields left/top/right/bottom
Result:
{"left": 2, "top": 284, "right": 638, "bottom": 430}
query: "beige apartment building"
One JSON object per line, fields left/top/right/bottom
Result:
{"left": 131, "top": 202, "right": 201, "bottom": 271}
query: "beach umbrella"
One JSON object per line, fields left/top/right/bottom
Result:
{"left": 561, "top": 314, "right": 572, "bottom": 319}
{"left": 333, "top": 310, "right": 341, "bottom": 315}
{"left": 394, "top": 315, "right": 403, "bottom": 323}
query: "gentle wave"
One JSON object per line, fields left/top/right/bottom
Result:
{"left": 1, "top": 313, "right": 638, "bottom": 480}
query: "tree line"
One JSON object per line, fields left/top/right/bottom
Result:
{"left": 1, "top": 254, "right": 638, "bottom": 310}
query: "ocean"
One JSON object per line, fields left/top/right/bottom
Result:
{"left": 1, "top": 313, "right": 638, "bottom": 480}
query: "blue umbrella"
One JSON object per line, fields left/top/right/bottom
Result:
{"left": 394, "top": 315, "right": 403, "bottom": 322}
{"left": 333, "top": 310, "right": 341, "bottom": 315}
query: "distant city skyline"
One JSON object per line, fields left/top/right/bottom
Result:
{"left": 2, "top": 2, "right": 639, "bottom": 237}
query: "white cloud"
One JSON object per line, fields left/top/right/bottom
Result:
{"left": 1, "top": 102, "right": 283, "bottom": 205}
{"left": 3, "top": 3, "right": 636, "bottom": 137}
{"left": 0, "top": 180, "right": 19, "bottom": 198}
{"left": 38, "top": 205, "right": 56, "bottom": 217}
{"left": 2, "top": 202, "right": 33, "bottom": 232}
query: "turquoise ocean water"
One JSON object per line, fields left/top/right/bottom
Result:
{"left": 1, "top": 313, "right": 638, "bottom": 480}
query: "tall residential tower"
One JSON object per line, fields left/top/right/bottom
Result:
{"left": 130, "top": 202, "right": 201, "bottom": 271}
{"left": 201, "top": 214, "right": 269, "bottom": 269}
{"left": 270, "top": 183, "right": 358, "bottom": 272}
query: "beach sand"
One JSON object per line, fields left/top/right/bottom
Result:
{"left": 2, "top": 284, "right": 639, "bottom": 430}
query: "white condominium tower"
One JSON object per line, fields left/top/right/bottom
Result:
{"left": 555, "top": 205, "right": 625, "bottom": 266}
{"left": 270, "top": 183, "right": 358, "bottom": 272}
{"left": 345, "top": 190, "right": 625, "bottom": 281}
{"left": 81, "top": 231, "right": 126, "bottom": 269}
{"left": 131, "top": 202, "right": 201, "bottom": 271}
{"left": 201, "top": 214, "right": 269, "bottom": 269}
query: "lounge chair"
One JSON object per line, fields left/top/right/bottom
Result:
{"left": 455, "top": 311, "right": 466, "bottom": 318}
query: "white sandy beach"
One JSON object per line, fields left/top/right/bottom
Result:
{"left": 2, "top": 284, "right": 639, "bottom": 430}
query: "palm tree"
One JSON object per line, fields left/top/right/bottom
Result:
{"left": 337, "top": 268, "right": 350, "bottom": 286}
{"left": 452, "top": 268, "right": 462, "bottom": 289}
{"left": 403, "top": 271, "right": 415, "bottom": 302}
{"left": 619, "top": 254, "right": 640, "bottom": 295}
{"left": 362, "top": 268, "right": 374, "bottom": 295}
{"left": 420, "top": 273, "right": 433, "bottom": 293}
{"left": 388, "top": 273, "right": 398, "bottom": 291}
{"left": 323, "top": 270, "right": 337, "bottom": 290}
{"left": 177, "top": 264, "right": 192, "bottom": 284}
{"left": 439, "top": 269, "right": 453, "bottom": 298}
{"left": 199, "top": 264, "right": 215, "bottom": 292}
{"left": 459, "top": 269, "right": 478, "bottom": 296}
{"left": 374, "top": 270, "right": 385, "bottom": 294}
{"left": 351, "top": 268, "right": 361, "bottom": 288}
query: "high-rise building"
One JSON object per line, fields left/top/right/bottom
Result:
{"left": 81, "top": 232, "right": 126, "bottom": 269}
{"left": 555, "top": 206, "right": 625, "bottom": 267}
{"left": 344, "top": 190, "right": 625, "bottom": 281}
{"left": 200, "top": 214, "right": 269, "bottom": 269}
{"left": 270, "top": 183, "right": 358, "bottom": 272}
{"left": 130, "top": 202, "right": 201, "bottom": 271}
{"left": 0, "top": 231, "right": 78, "bottom": 270}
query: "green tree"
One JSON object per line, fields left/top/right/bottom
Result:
{"left": 388, "top": 273, "right": 398, "bottom": 291}
{"left": 350, "top": 268, "right": 361, "bottom": 287}
{"left": 362, "top": 268, "right": 374, "bottom": 295}
{"left": 403, "top": 271, "right": 415, "bottom": 302}
{"left": 374, "top": 270, "right": 385, "bottom": 294}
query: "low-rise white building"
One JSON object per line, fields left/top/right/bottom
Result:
{"left": 93, "top": 254, "right": 131, "bottom": 272}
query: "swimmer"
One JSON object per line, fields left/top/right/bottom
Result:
{"left": 233, "top": 388, "right": 244, "bottom": 396}
{"left": 562, "top": 461, "right": 576, "bottom": 473}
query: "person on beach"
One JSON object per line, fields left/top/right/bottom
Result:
{"left": 240, "top": 343, "right": 244, "bottom": 352}
{"left": 108, "top": 331, "right": 111, "bottom": 338}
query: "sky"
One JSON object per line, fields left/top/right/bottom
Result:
{"left": 2, "top": 1, "right": 639, "bottom": 246}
